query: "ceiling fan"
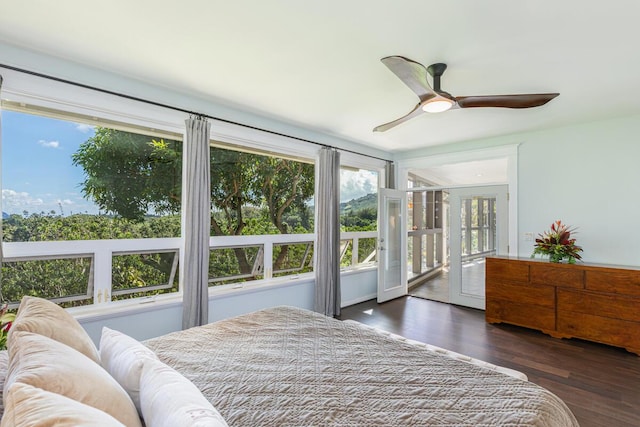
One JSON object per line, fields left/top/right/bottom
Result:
{"left": 373, "top": 56, "right": 559, "bottom": 132}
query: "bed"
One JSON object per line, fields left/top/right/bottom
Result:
{"left": 144, "top": 305, "right": 579, "bottom": 426}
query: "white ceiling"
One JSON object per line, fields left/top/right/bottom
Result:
{"left": 410, "top": 158, "right": 508, "bottom": 187}
{"left": 1, "top": 0, "right": 640, "bottom": 155}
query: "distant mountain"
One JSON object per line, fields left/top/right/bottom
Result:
{"left": 2, "top": 212, "right": 8, "bottom": 219}
{"left": 340, "top": 193, "right": 377, "bottom": 214}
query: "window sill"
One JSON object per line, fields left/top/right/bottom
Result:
{"left": 207, "top": 272, "right": 316, "bottom": 298}
{"left": 340, "top": 264, "right": 378, "bottom": 275}
{"left": 72, "top": 267, "right": 376, "bottom": 323}
{"left": 72, "top": 275, "right": 316, "bottom": 323}
{"left": 72, "top": 292, "right": 183, "bottom": 323}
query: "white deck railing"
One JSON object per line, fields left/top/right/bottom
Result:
{"left": 2, "top": 231, "right": 378, "bottom": 307}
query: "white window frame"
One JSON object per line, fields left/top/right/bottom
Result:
{"left": 1, "top": 68, "right": 387, "bottom": 315}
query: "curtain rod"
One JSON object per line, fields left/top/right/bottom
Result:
{"left": 0, "top": 63, "right": 391, "bottom": 163}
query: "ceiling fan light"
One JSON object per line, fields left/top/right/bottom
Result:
{"left": 422, "top": 98, "right": 453, "bottom": 113}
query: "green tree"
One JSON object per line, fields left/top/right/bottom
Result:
{"left": 72, "top": 128, "right": 315, "bottom": 277}
{"left": 255, "top": 157, "right": 314, "bottom": 268}
{"left": 71, "top": 128, "right": 181, "bottom": 221}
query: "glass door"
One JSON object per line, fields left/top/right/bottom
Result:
{"left": 377, "top": 188, "right": 407, "bottom": 302}
{"left": 448, "top": 185, "right": 508, "bottom": 309}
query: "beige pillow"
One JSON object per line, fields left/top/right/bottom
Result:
{"left": 5, "top": 331, "right": 142, "bottom": 427}
{"left": 1, "top": 382, "right": 125, "bottom": 427}
{"left": 8, "top": 296, "right": 100, "bottom": 363}
{"left": 100, "top": 326, "right": 159, "bottom": 413}
{"left": 0, "top": 350, "right": 7, "bottom": 417}
{"left": 140, "top": 358, "right": 228, "bottom": 427}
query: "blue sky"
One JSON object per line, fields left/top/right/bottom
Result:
{"left": 2, "top": 111, "right": 99, "bottom": 215}
{"left": 1, "top": 110, "right": 377, "bottom": 216}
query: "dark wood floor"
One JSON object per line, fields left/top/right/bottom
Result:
{"left": 339, "top": 296, "right": 640, "bottom": 427}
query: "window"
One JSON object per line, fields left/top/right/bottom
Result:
{"left": 460, "top": 196, "right": 496, "bottom": 258}
{"left": 111, "top": 251, "right": 179, "bottom": 300}
{"left": 207, "top": 145, "right": 315, "bottom": 286}
{"left": 209, "top": 245, "right": 264, "bottom": 285}
{"left": 1, "top": 255, "right": 93, "bottom": 308}
{"left": 1, "top": 105, "right": 182, "bottom": 306}
{"left": 339, "top": 168, "right": 378, "bottom": 268}
{"left": 0, "top": 95, "right": 382, "bottom": 308}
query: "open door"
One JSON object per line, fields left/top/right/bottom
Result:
{"left": 448, "top": 185, "right": 508, "bottom": 309}
{"left": 377, "top": 188, "right": 407, "bottom": 302}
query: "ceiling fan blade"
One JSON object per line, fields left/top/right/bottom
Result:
{"left": 455, "top": 93, "right": 559, "bottom": 109}
{"left": 373, "top": 103, "right": 425, "bottom": 132}
{"left": 381, "top": 56, "right": 437, "bottom": 101}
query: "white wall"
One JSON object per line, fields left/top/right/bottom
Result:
{"left": 397, "top": 113, "right": 640, "bottom": 266}
{"left": 341, "top": 268, "right": 377, "bottom": 306}
{"left": 79, "top": 302, "right": 183, "bottom": 344}
{"left": 207, "top": 280, "right": 315, "bottom": 322}
{"left": 517, "top": 114, "right": 640, "bottom": 265}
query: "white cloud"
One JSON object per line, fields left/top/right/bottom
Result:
{"left": 2, "top": 189, "right": 44, "bottom": 209}
{"left": 340, "top": 169, "right": 378, "bottom": 202}
{"left": 75, "top": 123, "right": 95, "bottom": 133}
{"left": 1, "top": 189, "right": 100, "bottom": 216}
{"left": 38, "top": 139, "right": 60, "bottom": 149}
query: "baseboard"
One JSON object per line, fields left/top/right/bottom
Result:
{"left": 341, "top": 293, "right": 376, "bottom": 308}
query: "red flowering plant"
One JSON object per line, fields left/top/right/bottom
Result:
{"left": 531, "top": 220, "right": 583, "bottom": 264}
{"left": 0, "top": 303, "right": 16, "bottom": 351}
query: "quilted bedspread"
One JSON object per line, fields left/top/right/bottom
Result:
{"left": 144, "top": 306, "right": 579, "bottom": 427}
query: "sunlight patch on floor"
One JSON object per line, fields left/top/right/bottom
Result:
{"left": 363, "top": 309, "right": 374, "bottom": 315}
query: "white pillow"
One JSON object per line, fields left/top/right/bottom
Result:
{"left": 140, "top": 358, "right": 228, "bottom": 427}
{"left": 5, "top": 331, "right": 142, "bottom": 427}
{"left": 1, "top": 382, "right": 125, "bottom": 427}
{"left": 100, "top": 326, "right": 159, "bottom": 413}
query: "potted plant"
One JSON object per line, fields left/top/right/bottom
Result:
{"left": 0, "top": 304, "right": 16, "bottom": 350}
{"left": 531, "top": 220, "right": 583, "bottom": 263}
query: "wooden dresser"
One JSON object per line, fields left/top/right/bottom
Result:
{"left": 485, "top": 256, "right": 640, "bottom": 355}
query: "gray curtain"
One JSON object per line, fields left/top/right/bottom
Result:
{"left": 182, "top": 115, "right": 211, "bottom": 329}
{"left": 314, "top": 147, "right": 341, "bottom": 317}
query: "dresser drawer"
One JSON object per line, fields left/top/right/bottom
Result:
{"left": 558, "top": 288, "right": 640, "bottom": 323}
{"left": 557, "top": 311, "right": 640, "bottom": 351}
{"left": 531, "top": 263, "right": 584, "bottom": 289}
{"left": 585, "top": 270, "right": 640, "bottom": 296}
{"left": 486, "top": 258, "right": 529, "bottom": 284}
{"left": 486, "top": 282, "right": 555, "bottom": 308}
{"left": 486, "top": 300, "right": 555, "bottom": 331}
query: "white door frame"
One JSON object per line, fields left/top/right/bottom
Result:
{"left": 396, "top": 144, "right": 519, "bottom": 257}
